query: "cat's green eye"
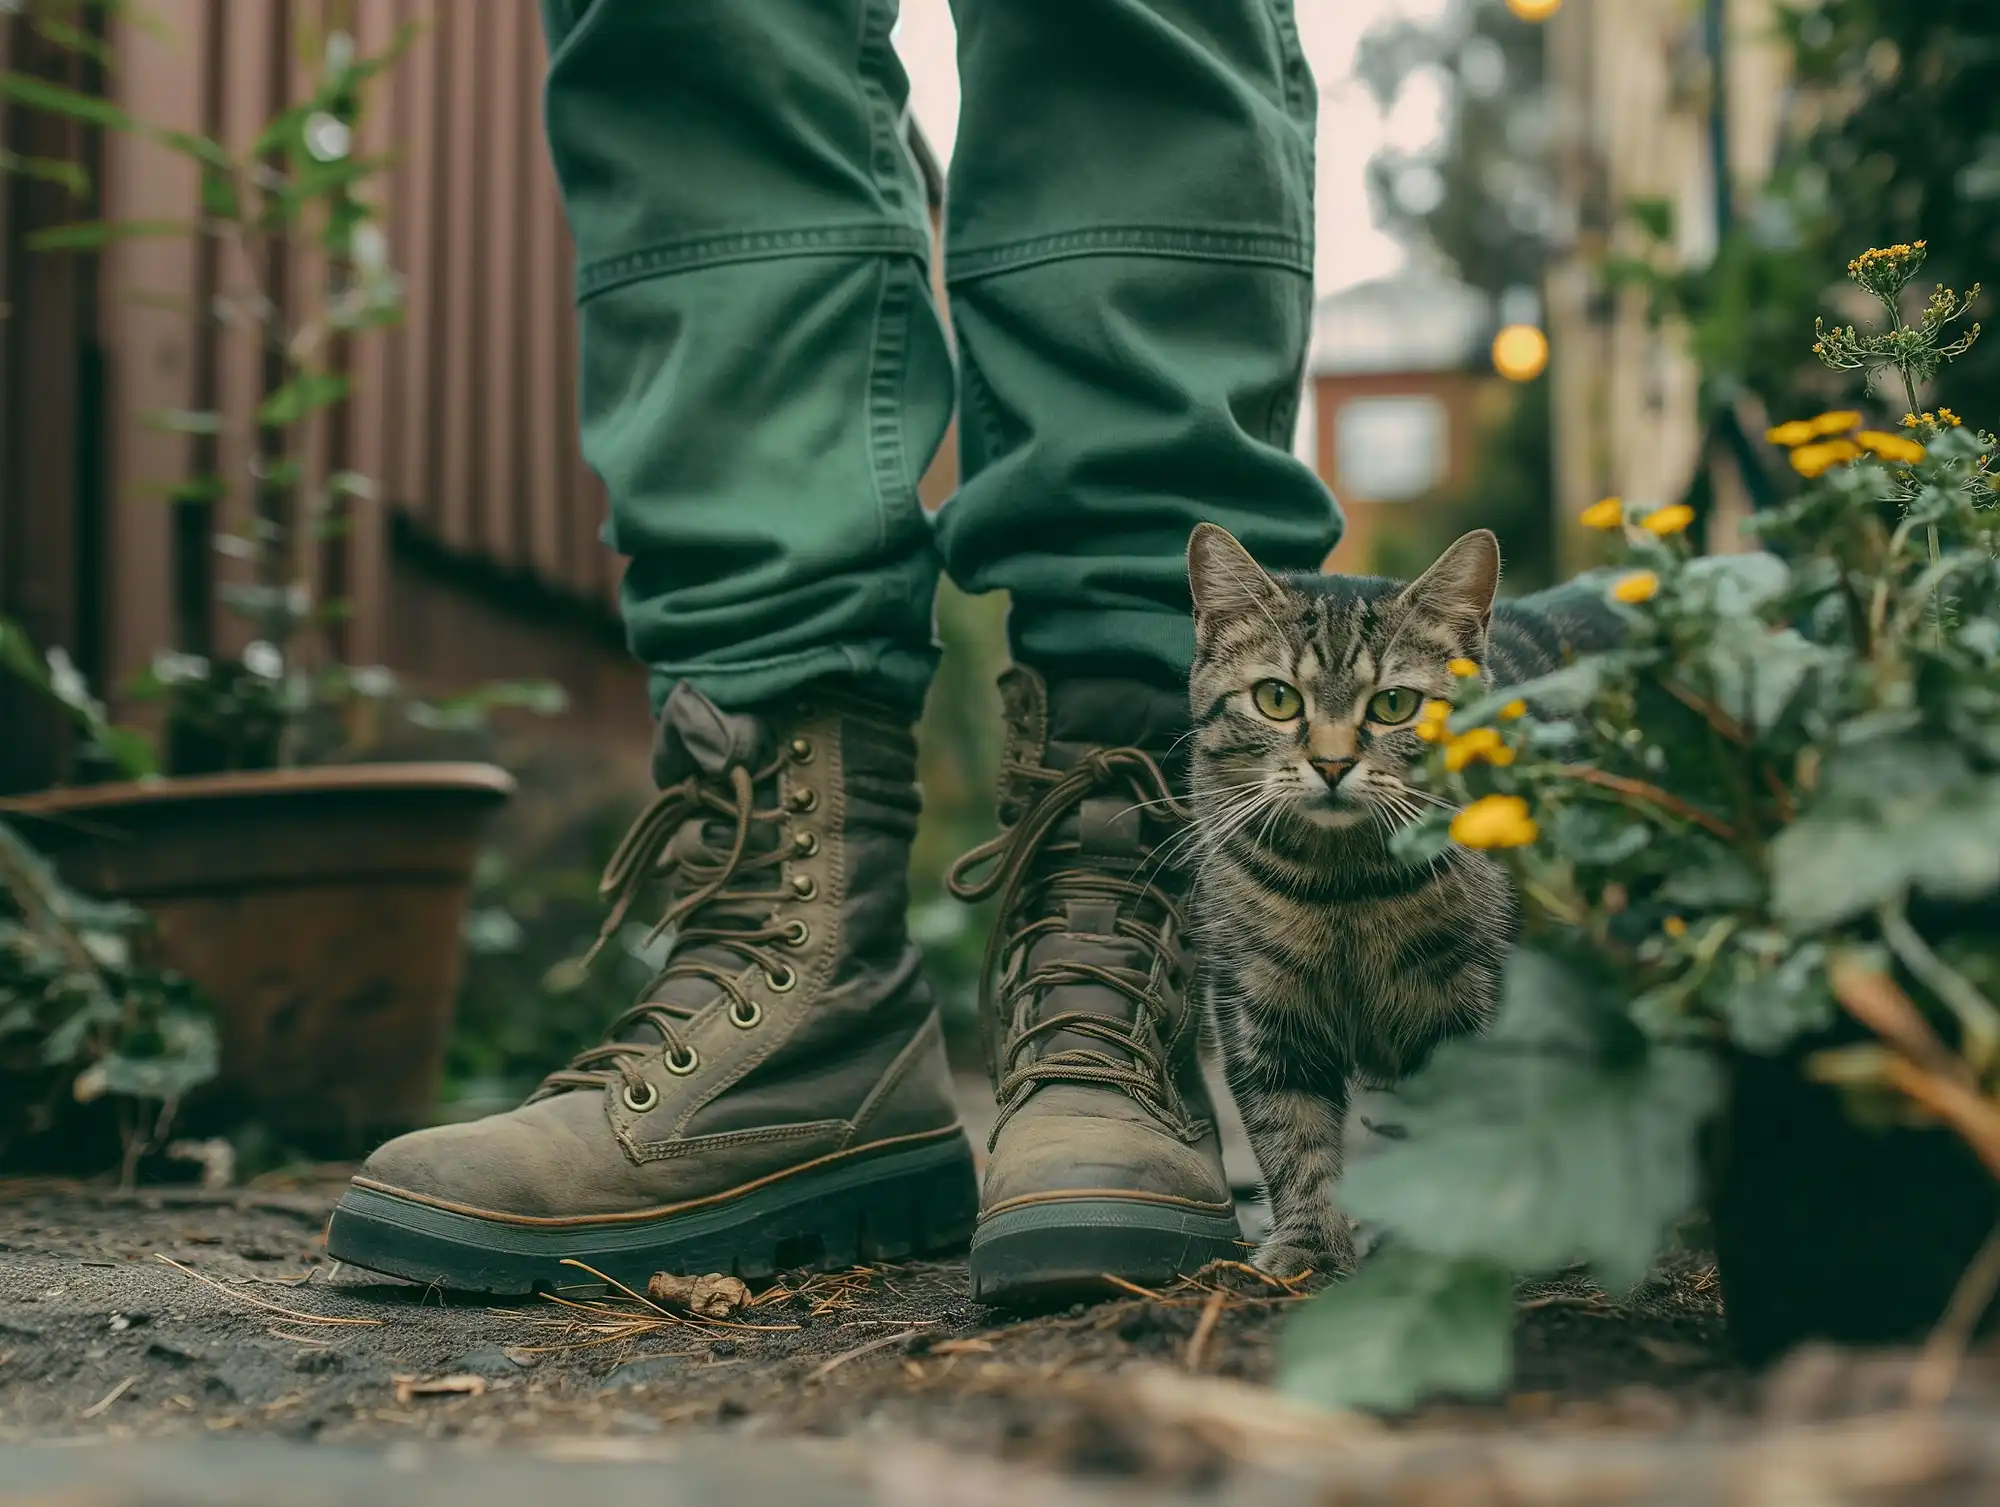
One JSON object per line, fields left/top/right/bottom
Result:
{"left": 1252, "top": 679, "right": 1304, "bottom": 722}
{"left": 1367, "top": 687, "right": 1424, "bottom": 725}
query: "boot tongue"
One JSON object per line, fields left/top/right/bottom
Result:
{"left": 1014, "top": 793, "right": 1171, "bottom": 1069}
{"left": 653, "top": 680, "right": 767, "bottom": 783}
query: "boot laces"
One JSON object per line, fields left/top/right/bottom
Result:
{"left": 947, "top": 747, "right": 1203, "bottom": 1145}
{"left": 536, "top": 754, "right": 796, "bottom": 1103}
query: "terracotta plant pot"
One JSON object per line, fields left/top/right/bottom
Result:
{"left": 3, "top": 763, "right": 513, "bottom": 1156}
{"left": 1710, "top": 1041, "right": 2000, "bottom": 1365}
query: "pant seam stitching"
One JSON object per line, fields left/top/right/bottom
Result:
{"left": 945, "top": 226, "right": 1312, "bottom": 284}
{"left": 577, "top": 225, "right": 930, "bottom": 302}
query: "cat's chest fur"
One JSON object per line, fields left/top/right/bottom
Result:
{"left": 1197, "top": 837, "right": 1511, "bottom": 1084}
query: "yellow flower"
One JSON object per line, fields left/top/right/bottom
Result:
{"left": 1579, "top": 497, "right": 1625, "bottom": 530}
{"left": 1640, "top": 503, "right": 1695, "bottom": 537}
{"left": 1663, "top": 916, "right": 1688, "bottom": 939}
{"left": 1857, "top": 430, "right": 1927, "bottom": 465}
{"left": 1450, "top": 795, "right": 1539, "bottom": 850}
{"left": 1414, "top": 698, "right": 1451, "bottom": 742}
{"left": 1443, "top": 726, "right": 1504, "bottom": 773}
{"left": 1448, "top": 657, "right": 1481, "bottom": 678}
{"left": 1486, "top": 745, "right": 1517, "bottom": 768}
{"left": 1499, "top": 700, "right": 1527, "bottom": 721}
{"left": 1765, "top": 420, "right": 1817, "bottom": 448}
{"left": 1808, "top": 410, "right": 1863, "bottom": 437}
{"left": 1939, "top": 407, "right": 1963, "bottom": 428}
{"left": 1610, "top": 570, "right": 1659, "bottom": 604}
{"left": 1790, "top": 439, "right": 1862, "bottom": 478}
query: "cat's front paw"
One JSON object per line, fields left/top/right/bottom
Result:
{"left": 1252, "top": 1222, "right": 1357, "bottom": 1283}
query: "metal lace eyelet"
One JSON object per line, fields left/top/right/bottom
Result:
{"left": 788, "top": 737, "right": 814, "bottom": 764}
{"left": 790, "top": 873, "right": 818, "bottom": 901}
{"left": 792, "top": 830, "right": 819, "bottom": 856}
{"left": 766, "top": 964, "right": 797, "bottom": 994}
{"left": 665, "top": 1046, "right": 699, "bottom": 1076}
{"left": 782, "top": 919, "right": 811, "bottom": 948}
{"left": 621, "top": 1081, "right": 660, "bottom": 1113}
{"left": 729, "top": 998, "right": 763, "bottom": 1029}
{"left": 788, "top": 786, "right": 818, "bottom": 813}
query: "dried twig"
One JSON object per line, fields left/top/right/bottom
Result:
{"left": 806, "top": 1325, "right": 935, "bottom": 1384}
{"left": 79, "top": 1375, "right": 138, "bottom": 1420}
{"left": 153, "top": 1254, "right": 382, "bottom": 1327}
{"left": 1184, "top": 1287, "right": 1226, "bottom": 1373}
{"left": 1910, "top": 1220, "right": 2000, "bottom": 1408}
{"left": 1553, "top": 766, "right": 1739, "bottom": 842}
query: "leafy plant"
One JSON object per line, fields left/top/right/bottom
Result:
{"left": 2, "top": 1, "right": 563, "bottom": 776}
{"left": 0, "top": 819, "right": 218, "bottom": 1181}
{"left": 1285, "top": 242, "right": 2000, "bottom": 1411}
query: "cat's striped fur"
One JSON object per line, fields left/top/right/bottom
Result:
{"left": 1184, "top": 524, "right": 1623, "bottom": 1276}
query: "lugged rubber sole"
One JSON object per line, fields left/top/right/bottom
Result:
{"left": 325, "top": 1131, "right": 980, "bottom": 1295}
{"left": 968, "top": 1197, "right": 1245, "bottom": 1305}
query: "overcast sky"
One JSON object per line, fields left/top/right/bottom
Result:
{"left": 892, "top": 0, "right": 1453, "bottom": 297}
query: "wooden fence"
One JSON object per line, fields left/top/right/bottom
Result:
{"left": 1, "top": 1, "right": 961, "bottom": 791}
{"left": 0, "top": 0, "right": 615, "bottom": 789}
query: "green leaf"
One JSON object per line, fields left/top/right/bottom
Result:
{"left": 1, "top": 72, "right": 141, "bottom": 131}
{"left": 1341, "top": 949, "right": 1723, "bottom": 1291}
{"left": 1279, "top": 1251, "right": 1513, "bottom": 1412}
{"left": 1700, "top": 624, "right": 1828, "bottom": 735}
{"left": 1549, "top": 801, "right": 1652, "bottom": 865}
{"left": 1678, "top": 552, "right": 1791, "bottom": 618}
{"left": 1770, "top": 746, "right": 2000, "bottom": 929}
{"left": 1708, "top": 941, "right": 1835, "bottom": 1055}
{"left": 1658, "top": 851, "right": 1761, "bottom": 908}
{"left": 0, "top": 150, "right": 90, "bottom": 196}
{"left": 1454, "top": 650, "right": 1647, "bottom": 729}
{"left": 26, "top": 217, "right": 196, "bottom": 252}
{"left": 257, "top": 372, "right": 350, "bottom": 427}
{"left": 137, "top": 409, "right": 224, "bottom": 435}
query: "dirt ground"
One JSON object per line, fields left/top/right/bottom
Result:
{"left": 4, "top": 1169, "right": 2000, "bottom": 1506}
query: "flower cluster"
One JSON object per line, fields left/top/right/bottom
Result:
{"left": 1767, "top": 409, "right": 1928, "bottom": 476}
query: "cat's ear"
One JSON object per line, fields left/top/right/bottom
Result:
{"left": 1188, "top": 523, "right": 1281, "bottom": 635}
{"left": 1400, "top": 529, "right": 1500, "bottom": 635}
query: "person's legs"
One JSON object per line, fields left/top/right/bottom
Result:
{"left": 937, "top": 0, "right": 1340, "bottom": 1299}
{"left": 547, "top": 0, "right": 954, "bottom": 718}
{"left": 326, "top": 0, "right": 978, "bottom": 1291}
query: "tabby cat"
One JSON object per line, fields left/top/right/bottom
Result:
{"left": 1184, "top": 523, "right": 1624, "bottom": 1277}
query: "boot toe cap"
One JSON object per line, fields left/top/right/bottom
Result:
{"left": 981, "top": 1108, "right": 1233, "bottom": 1215}
{"left": 354, "top": 1093, "right": 626, "bottom": 1218}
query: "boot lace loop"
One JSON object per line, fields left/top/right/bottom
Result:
{"left": 536, "top": 758, "right": 795, "bottom": 1102}
{"left": 945, "top": 748, "right": 1201, "bottom": 1144}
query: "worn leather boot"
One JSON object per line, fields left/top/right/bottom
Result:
{"left": 949, "top": 668, "right": 1241, "bottom": 1303}
{"left": 327, "top": 683, "right": 977, "bottom": 1293}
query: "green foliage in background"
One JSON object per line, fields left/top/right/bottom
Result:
{"left": 1285, "top": 243, "right": 2000, "bottom": 1412}
{"left": 0, "top": 819, "right": 218, "bottom": 1179}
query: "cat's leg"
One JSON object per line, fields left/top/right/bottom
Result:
{"left": 1210, "top": 974, "right": 1357, "bottom": 1279}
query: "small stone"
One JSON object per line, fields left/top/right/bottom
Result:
{"left": 709, "top": 1339, "right": 738, "bottom": 1358}
{"left": 449, "top": 1346, "right": 526, "bottom": 1378}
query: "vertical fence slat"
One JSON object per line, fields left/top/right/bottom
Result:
{"left": 103, "top": 0, "right": 207, "bottom": 697}
{"left": 434, "top": 0, "right": 480, "bottom": 553}
{"left": 392, "top": 1, "right": 441, "bottom": 523}
{"left": 475, "top": 0, "right": 527, "bottom": 567}
{"left": 522, "top": 7, "right": 567, "bottom": 589}
{"left": 287, "top": 3, "right": 334, "bottom": 657}
{"left": 342, "top": 0, "right": 402, "bottom": 666}
{"left": 209, "top": 0, "right": 279, "bottom": 660}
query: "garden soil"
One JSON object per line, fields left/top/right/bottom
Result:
{"left": 3, "top": 1092, "right": 2000, "bottom": 1504}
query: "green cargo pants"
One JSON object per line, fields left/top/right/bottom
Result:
{"left": 539, "top": 0, "right": 1341, "bottom": 716}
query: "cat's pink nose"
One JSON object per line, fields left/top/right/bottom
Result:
{"left": 1310, "top": 757, "right": 1355, "bottom": 789}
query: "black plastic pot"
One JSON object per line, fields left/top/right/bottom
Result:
{"left": 1711, "top": 1040, "right": 2000, "bottom": 1365}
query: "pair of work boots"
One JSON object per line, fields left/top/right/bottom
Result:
{"left": 327, "top": 668, "right": 1242, "bottom": 1303}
